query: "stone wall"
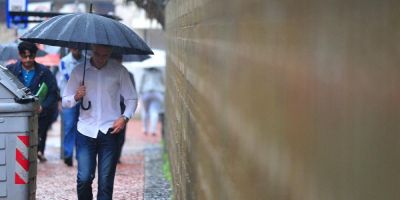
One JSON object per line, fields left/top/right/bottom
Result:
{"left": 165, "top": 0, "right": 400, "bottom": 199}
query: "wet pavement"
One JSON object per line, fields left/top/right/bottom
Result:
{"left": 143, "top": 146, "right": 172, "bottom": 200}
{"left": 36, "top": 119, "right": 171, "bottom": 200}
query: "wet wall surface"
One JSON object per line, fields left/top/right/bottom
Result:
{"left": 165, "top": 0, "right": 400, "bottom": 199}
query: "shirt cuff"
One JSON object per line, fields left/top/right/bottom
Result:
{"left": 122, "top": 99, "right": 138, "bottom": 119}
{"left": 62, "top": 95, "right": 78, "bottom": 108}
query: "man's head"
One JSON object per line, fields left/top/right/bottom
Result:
{"left": 91, "top": 45, "right": 112, "bottom": 69}
{"left": 69, "top": 48, "right": 81, "bottom": 60}
{"left": 18, "top": 41, "right": 38, "bottom": 70}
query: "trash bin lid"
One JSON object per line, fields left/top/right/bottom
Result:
{"left": 0, "top": 65, "right": 36, "bottom": 104}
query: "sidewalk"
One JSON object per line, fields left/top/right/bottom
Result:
{"left": 35, "top": 118, "right": 171, "bottom": 200}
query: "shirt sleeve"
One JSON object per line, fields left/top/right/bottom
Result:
{"left": 62, "top": 66, "right": 80, "bottom": 108}
{"left": 120, "top": 67, "right": 138, "bottom": 118}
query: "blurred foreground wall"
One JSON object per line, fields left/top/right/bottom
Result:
{"left": 165, "top": 1, "right": 400, "bottom": 199}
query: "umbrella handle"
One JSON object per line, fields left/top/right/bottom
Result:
{"left": 81, "top": 99, "right": 91, "bottom": 110}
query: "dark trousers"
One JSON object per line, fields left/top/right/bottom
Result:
{"left": 116, "top": 101, "right": 126, "bottom": 162}
{"left": 116, "top": 127, "right": 126, "bottom": 162}
{"left": 37, "top": 114, "right": 53, "bottom": 154}
{"left": 76, "top": 131, "right": 119, "bottom": 200}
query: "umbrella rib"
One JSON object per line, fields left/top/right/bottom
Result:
{"left": 116, "top": 23, "right": 148, "bottom": 54}
{"left": 110, "top": 20, "right": 131, "bottom": 50}
{"left": 100, "top": 18, "right": 112, "bottom": 47}
{"left": 119, "top": 24, "right": 142, "bottom": 53}
{"left": 67, "top": 14, "right": 82, "bottom": 48}
{"left": 119, "top": 25, "right": 135, "bottom": 49}
{"left": 74, "top": 13, "right": 92, "bottom": 49}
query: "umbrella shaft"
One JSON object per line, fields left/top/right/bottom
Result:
{"left": 82, "top": 46, "right": 89, "bottom": 85}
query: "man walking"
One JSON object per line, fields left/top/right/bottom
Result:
{"left": 7, "top": 41, "right": 58, "bottom": 162}
{"left": 57, "top": 48, "right": 84, "bottom": 166}
{"left": 62, "top": 45, "right": 138, "bottom": 200}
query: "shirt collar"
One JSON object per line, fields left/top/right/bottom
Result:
{"left": 87, "top": 60, "right": 110, "bottom": 71}
{"left": 18, "top": 61, "right": 36, "bottom": 72}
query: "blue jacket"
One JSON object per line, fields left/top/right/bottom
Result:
{"left": 7, "top": 61, "right": 59, "bottom": 117}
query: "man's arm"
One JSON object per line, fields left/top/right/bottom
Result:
{"left": 120, "top": 68, "right": 138, "bottom": 119}
{"left": 62, "top": 67, "right": 82, "bottom": 108}
{"left": 111, "top": 68, "right": 138, "bottom": 134}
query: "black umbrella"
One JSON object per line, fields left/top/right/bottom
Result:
{"left": 20, "top": 10, "right": 153, "bottom": 110}
{"left": 20, "top": 13, "right": 152, "bottom": 55}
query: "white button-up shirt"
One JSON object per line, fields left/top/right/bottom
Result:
{"left": 62, "top": 59, "right": 138, "bottom": 138}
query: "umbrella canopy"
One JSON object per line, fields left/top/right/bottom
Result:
{"left": 20, "top": 13, "right": 153, "bottom": 55}
{"left": 125, "top": 49, "right": 165, "bottom": 69}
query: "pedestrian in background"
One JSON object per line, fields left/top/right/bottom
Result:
{"left": 139, "top": 67, "right": 165, "bottom": 136}
{"left": 56, "top": 48, "right": 84, "bottom": 166}
{"left": 62, "top": 45, "right": 138, "bottom": 200}
{"left": 6, "top": 41, "right": 59, "bottom": 162}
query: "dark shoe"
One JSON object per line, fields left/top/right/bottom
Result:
{"left": 64, "top": 157, "right": 73, "bottom": 167}
{"left": 37, "top": 152, "right": 47, "bottom": 163}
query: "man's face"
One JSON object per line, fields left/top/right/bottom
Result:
{"left": 19, "top": 50, "right": 36, "bottom": 69}
{"left": 91, "top": 45, "right": 112, "bottom": 69}
{"left": 70, "top": 48, "right": 81, "bottom": 59}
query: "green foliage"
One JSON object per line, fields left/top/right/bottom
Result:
{"left": 161, "top": 140, "right": 173, "bottom": 199}
{"left": 163, "top": 151, "right": 172, "bottom": 182}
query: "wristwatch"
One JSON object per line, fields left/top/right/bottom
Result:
{"left": 122, "top": 115, "right": 129, "bottom": 123}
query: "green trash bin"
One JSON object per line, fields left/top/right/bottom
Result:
{"left": 0, "top": 65, "right": 39, "bottom": 200}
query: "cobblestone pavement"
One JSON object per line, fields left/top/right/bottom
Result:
{"left": 143, "top": 145, "right": 172, "bottom": 200}
{"left": 36, "top": 119, "right": 167, "bottom": 200}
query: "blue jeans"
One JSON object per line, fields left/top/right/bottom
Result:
{"left": 76, "top": 131, "right": 119, "bottom": 200}
{"left": 62, "top": 105, "right": 79, "bottom": 158}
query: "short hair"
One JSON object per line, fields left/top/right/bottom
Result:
{"left": 18, "top": 41, "right": 38, "bottom": 54}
